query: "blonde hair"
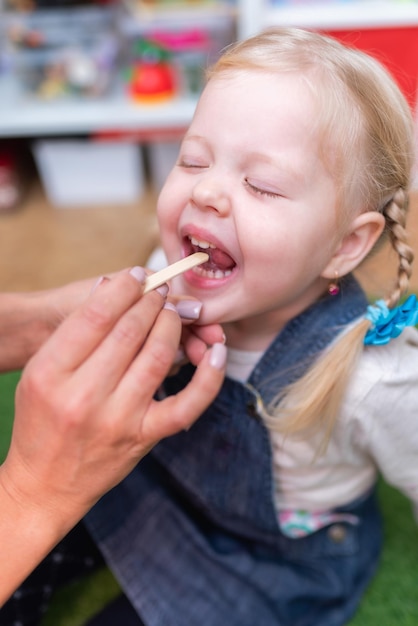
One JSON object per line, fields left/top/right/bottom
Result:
{"left": 209, "top": 28, "right": 416, "bottom": 441}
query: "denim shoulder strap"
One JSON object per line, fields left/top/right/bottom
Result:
{"left": 250, "top": 274, "right": 368, "bottom": 404}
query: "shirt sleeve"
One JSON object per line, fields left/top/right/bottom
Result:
{"left": 347, "top": 327, "right": 418, "bottom": 518}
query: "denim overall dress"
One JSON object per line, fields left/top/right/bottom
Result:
{"left": 85, "top": 275, "right": 383, "bottom": 626}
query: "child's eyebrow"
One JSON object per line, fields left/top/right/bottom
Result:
{"left": 245, "top": 151, "right": 304, "bottom": 184}
{"left": 181, "top": 134, "right": 208, "bottom": 148}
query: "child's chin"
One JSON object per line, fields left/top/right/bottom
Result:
{"left": 196, "top": 307, "right": 226, "bottom": 327}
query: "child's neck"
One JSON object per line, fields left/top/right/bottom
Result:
{"left": 223, "top": 317, "right": 286, "bottom": 352}
{"left": 223, "top": 286, "right": 329, "bottom": 351}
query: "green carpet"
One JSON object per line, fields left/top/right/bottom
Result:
{"left": 1, "top": 371, "right": 417, "bottom": 625}
{"left": 0, "top": 370, "right": 20, "bottom": 461}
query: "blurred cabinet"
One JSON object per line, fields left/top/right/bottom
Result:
{"left": 237, "top": 0, "right": 418, "bottom": 36}
{"left": 237, "top": 0, "right": 418, "bottom": 108}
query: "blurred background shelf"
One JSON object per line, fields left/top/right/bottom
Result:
{"left": 0, "top": 0, "right": 235, "bottom": 138}
{"left": 0, "top": 75, "right": 199, "bottom": 137}
{"left": 1, "top": 1, "right": 418, "bottom": 139}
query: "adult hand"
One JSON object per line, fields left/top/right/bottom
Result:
{"left": 0, "top": 267, "right": 226, "bottom": 600}
{"left": 0, "top": 272, "right": 223, "bottom": 372}
{"left": 4, "top": 267, "right": 226, "bottom": 515}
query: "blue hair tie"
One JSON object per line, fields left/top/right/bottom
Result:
{"left": 364, "top": 294, "right": 418, "bottom": 346}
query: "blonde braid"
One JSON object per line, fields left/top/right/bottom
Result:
{"left": 383, "top": 188, "right": 414, "bottom": 307}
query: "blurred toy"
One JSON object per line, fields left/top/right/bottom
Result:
{"left": 5, "top": 7, "right": 119, "bottom": 99}
{"left": 149, "top": 28, "right": 210, "bottom": 93}
{"left": 7, "top": 23, "right": 45, "bottom": 48}
{"left": 127, "top": 39, "right": 177, "bottom": 103}
{"left": 66, "top": 51, "right": 100, "bottom": 92}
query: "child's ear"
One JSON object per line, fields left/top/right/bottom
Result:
{"left": 321, "top": 211, "right": 385, "bottom": 280}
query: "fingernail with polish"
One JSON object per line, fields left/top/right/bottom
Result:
{"left": 156, "top": 283, "right": 169, "bottom": 298}
{"left": 163, "top": 302, "right": 178, "bottom": 313}
{"left": 175, "top": 300, "right": 203, "bottom": 320}
{"left": 90, "top": 276, "right": 107, "bottom": 294}
{"left": 129, "top": 266, "right": 147, "bottom": 283}
{"left": 209, "top": 342, "right": 227, "bottom": 370}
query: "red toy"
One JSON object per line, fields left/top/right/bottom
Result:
{"left": 127, "top": 39, "right": 176, "bottom": 103}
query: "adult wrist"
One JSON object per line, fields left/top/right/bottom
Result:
{"left": 0, "top": 463, "right": 83, "bottom": 604}
{"left": 0, "top": 458, "right": 86, "bottom": 543}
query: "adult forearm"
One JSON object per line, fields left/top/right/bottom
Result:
{"left": 0, "top": 278, "right": 95, "bottom": 372}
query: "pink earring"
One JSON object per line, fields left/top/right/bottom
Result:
{"left": 328, "top": 271, "right": 340, "bottom": 296}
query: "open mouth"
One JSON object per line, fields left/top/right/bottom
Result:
{"left": 184, "top": 235, "right": 236, "bottom": 279}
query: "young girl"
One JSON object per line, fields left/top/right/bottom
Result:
{"left": 3, "top": 26, "right": 418, "bottom": 626}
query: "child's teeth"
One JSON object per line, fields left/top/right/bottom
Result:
{"left": 194, "top": 265, "right": 232, "bottom": 280}
{"left": 190, "top": 236, "right": 214, "bottom": 249}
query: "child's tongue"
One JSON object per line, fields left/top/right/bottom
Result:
{"left": 201, "top": 247, "right": 235, "bottom": 271}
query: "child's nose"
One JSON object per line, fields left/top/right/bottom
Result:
{"left": 191, "top": 177, "right": 231, "bottom": 216}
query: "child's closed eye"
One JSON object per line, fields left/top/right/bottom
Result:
{"left": 177, "top": 159, "right": 209, "bottom": 170}
{"left": 244, "top": 178, "right": 282, "bottom": 198}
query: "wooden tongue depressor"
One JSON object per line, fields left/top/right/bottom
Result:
{"left": 143, "top": 252, "right": 209, "bottom": 294}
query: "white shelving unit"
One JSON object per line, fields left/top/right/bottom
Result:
{"left": 0, "top": 74, "right": 199, "bottom": 138}
{"left": 237, "top": 0, "right": 418, "bottom": 39}
{"left": 0, "top": 1, "right": 234, "bottom": 138}
{"left": 2, "top": 2, "right": 418, "bottom": 138}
